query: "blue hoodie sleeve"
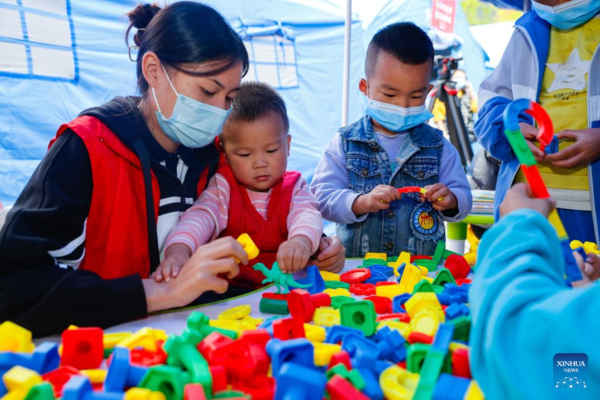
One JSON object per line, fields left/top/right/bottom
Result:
{"left": 470, "top": 209, "right": 600, "bottom": 399}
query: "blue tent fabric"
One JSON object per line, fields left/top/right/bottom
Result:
{"left": 481, "top": 0, "right": 524, "bottom": 11}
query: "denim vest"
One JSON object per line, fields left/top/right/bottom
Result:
{"left": 337, "top": 116, "right": 445, "bottom": 258}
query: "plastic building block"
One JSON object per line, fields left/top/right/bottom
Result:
{"left": 116, "top": 328, "right": 161, "bottom": 352}
{"left": 349, "top": 284, "right": 375, "bottom": 296}
{"left": 61, "top": 328, "right": 104, "bottom": 370}
{"left": 0, "top": 322, "right": 35, "bottom": 353}
{"left": 326, "top": 375, "right": 369, "bottom": 400}
{"left": 237, "top": 329, "right": 270, "bottom": 376}
{"left": 208, "top": 340, "right": 258, "bottom": 381}
{"left": 393, "top": 293, "right": 411, "bottom": 313}
{"left": 231, "top": 375, "right": 274, "bottom": 400}
{"left": 392, "top": 253, "right": 411, "bottom": 276}
{"left": 406, "top": 343, "right": 430, "bottom": 373}
{"left": 364, "top": 272, "right": 389, "bottom": 285}
{"left": 407, "top": 332, "right": 434, "bottom": 345}
{"left": 294, "top": 265, "right": 326, "bottom": 294}
{"left": 399, "top": 264, "right": 421, "bottom": 293}
{"left": 23, "top": 383, "right": 55, "bottom": 400}
{"left": 163, "top": 331, "right": 212, "bottom": 394}
{"left": 413, "top": 323, "right": 455, "bottom": 400}
{"left": 374, "top": 327, "right": 406, "bottom": 363}
{"left": 367, "top": 265, "right": 394, "bottom": 278}
{"left": 451, "top": 348, "right": 471, "bottom": 379}
{"left": 266, "top": 339, "right": 313, "bottom": 379}
{"left": 464, "top": 381, "right": 484, "bottom": 400}
{"left": 414, "top": 259, "right": 437, "bottom": 272}
{"left": 325, "top": 364, "right": 365, "bottom": 391}
{"left": 103, "top": 333, "right": 133, "bottom": 352}
{"left": 444, "top": 255, "right": 470, "bottom": 280}
{"left": 413, "top": 280, "right": 435, "bottom": 294}
{"left": 303, "top": 324, "right": 326, "bottom": 343}
{"left": 325, "top": 325, "right": 364, "bottom": 345}
{"left": 377, "top": 320, "right": 412, "bottom": 340}
{"left": 330, "top": 296, "right": 356, "bottom": 310}
{"left": 288, "top": 289, "right": 331, "bottom": 323}
{"left": 272, "top": 317, "right": 306, "bottom": 340}
{"left": 447, "top": 316, "right": 471, "bottom": 343}
{"left": 328, "top": 351, "right": 352, "bottom": 371}
{"left": 312, "top": 343, "right": 341, "bottom": 366}
{"left": 323, "top": 288, "right": 352, "bottom": 297}
{"left": 377, "top": 313, "right": 411, "bottom": 323}
{"left": 196, "top": 332, "right": 234, "bottom": 363}
{"left": 375, "top": 284, "right": 408, "bottom": 300}
{"left": 252, "top": 262, "right": 311, "bottom": 294}
{"left": 125, "top": 388, "right": 166, "bottom": 400}
{"left": 261, "top": 292, "right": 289, "bottom": 300}
{"left": 61, "top": 376, "right": 122, "bottom": 400}
{"left": 139, "top": 365, "right": 190, "bottom": 400}
{"left": 355, "top": 367, "right": 384, "bottom": 400}
{"left": 380, "top": 365, "right": 419, "bottom": 400}
{"left": 445, "top": 304, "right": 469, "bottom": 320}
{"left": 432, "top": 268, "right": 456, "bottom": 287}
{"left": 405, "top": 293, "right": 444, "bottom": 319}
{"left": 376, "top": 281, "right": 397, "bottom": 287}
{"left": 324, "top": 281, "right": 350, "bottom": 290}
{"left": 411, "top": 308, "right": 443, "bottom": 336}
{"left": 340, "top": 301, "right": 377, "bottom": 337}
{"left": 259, "top": 298, "right": 289, "bottom": 315}
{"left": 365, "top": 252, "right": 387, "bottom": 261}
{"left": 432, "top": 373, "right": 470, "bottom": 400}
{"left": 80, "top": 369, "right": 106, "bottom": 386}
{"left": 364, "top": 296, "right": 392, "bottom": 314}
{"left": 217, "top": 305, "right": 251, "bottom": 321}
{"left": 236, "top": 233, "right": 259, "bottom": 261}
{"left": 362, "top": 258, "right": 387, "bottom": 268}
{"left": 274, "top": 363, "right": 325, "bottom": 400}
{"left": 416, "top": 265, "right": 430, "bottom": 276}
{"left": 397, "top": 186, "right": 424, "bottom": 194}
{"left": 41, "top": 366, "right": 80, "bottom": 398}
{"left": 313, "top": 307, "right": 340, "bottom": 327}
{"left": 583, "top": 241, "right": 599, "bottom": 254}
{"left": 104, "top": 347, "right": 148, "bottom": 392}
{"left": 1, "top": 342, "right": 60, "bottom": 376}
{"left": 3, "top": 366, "right": 43, "bottom": 400}
{"left": 211, "top": 390, "right": 250, "bottom": 399}
{"left": 561, "top": 240, "right": 584, "bottom": 283}
{"left": 340, "top": 269, "right": 371, "bottom": 284}
{"left": 320, "top": 271, "right": 340, "bottom": 281}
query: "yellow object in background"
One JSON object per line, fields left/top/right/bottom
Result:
{"left": 365, "top": 252, "right": 387, "bottom": 262}
{"left": 313, "top": 307, "right": 340, "bottom": 327}
{"left": 405, "top": 293, "right": 445, "bottom": 320}
{"left": 377, "top": 320, "right": 412, "bottom": 340}
{"left": 125, "top": 388, "right": 167, "bottom": 400}
{"left": 81, "top": 369, "right": 107, "bottom": 384}
{"left": 324, "top": 288, "right": 351, "bottom": 297}
{"left": 313, "top": 342, "right": 341, "bottom": 366}
{"left": 380, "top": 365, "right": 420, "bottom": 400}
{"left": 320, "top": 270, "right": 341, "bottom": 281}
{"left": 0, "top": 322, "right": 34, "bottom": 353}
{"left": 376, "top": 284, "right": 408, "bottom": 299}
{"left": 393, "top": 252, "right": 412, "bottom": 276}
{"left": 104, "top": 332, "right": 133, "bottom": 350}
{"left": 304, "top": 324, "right": 326, "bottom": 343}
{"left": 410, "top": 308, "right": 442, "bottom": 336}
{"left": 218, "top": 305, "right": 251, "bottom": 320}
{"left": 2, "top": 366, "right": 42, "bottom": 400}
{"left": 116, "top": 328, "right": 162, "bottom": 352}
{"left": 399, "top": 264, "right": 421, "bottom": 293}
{"left": 464, "top": 380, "right": 485, "bottom": 400}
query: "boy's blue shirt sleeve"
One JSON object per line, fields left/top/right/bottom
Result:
{"left": 470, "top": 209, "right": 600, "bottom": 400}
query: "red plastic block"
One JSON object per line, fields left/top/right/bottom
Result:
{"left": 326, "top": 375, "right": 369, "bottom": 400}
{"left": 455, "top": 279, "right": 472, "bottom": 286}
{"left": 42, "top": 366, "right": 81, "bottom": 397}
{"left": 340, "top": 269, "right": 371, "bottom": 284}
{"left": 397, "top": 186, "right": 423, "bottom": 194}
{"left": 452, "top": 348, "right": 472, "bottom": 379}
{"left": 397, "top": 360, "right": 407, "bottom": 369}
{"left": 272, "top": 317, "right": 306, "bottom": 340}
{"left": 184, "top": 383, "right": 207, "bottom": 400}
{"left": 232, "top": 375, "right": 275, "bottom": 400}
{"left": 130, "top": 345, "right": 167, "bottom": 367}
{"left": 61, "top": 327, "right": 104, "bottom": 369}
{"left": 197, "top": 332, "right": 234, "bottom": 361}
{"left": 376, "top": 313, "right": 411, "bottom": 323}
{"left": 375, "top": 281, "right": 396, "bottom": 287}
{"left": 364, "top": 296, "right": 392, "bottom": 314}
{"left": 240, "top": 329, "right": 271, "bottom": 375}
{"left": 262, "top": 292, "right": 290, "bottom": 300}
{"left": 407, "top": 332, "right": 434, "bottom": 344}
{"left": 444, "top": 255, "right": 470, "bottom": 280}
{"left": 209, "top": 365, "right": 228, "bottom": 392}
{"left": 288, "top": 289, "right": 331, "bottom": 323}
{"left": 349, "top": 283, "right": 375, "bottom": 296}
{"left": 520, "top": 164, "right": 550, "bottom": 198}
{"left": 328, "top": 351, "right": 352, "bottom": 371}
{"left": 411, "top": 255, "right": 432, "bottom": 263}
{"left": 210, "top": 340, "right": 258, "bottom": 380}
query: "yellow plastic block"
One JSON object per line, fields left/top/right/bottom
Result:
{"left": 304, "top": 324, "right": 326, "bottom": 343}
{"left": 320, "top": 271, "right": 341, "bottom": 281}
{"left": 116, "top": 327, "right": 160, "bottom": 352}
{"left": 218, "top": 305, "right": 251, "bottom": 320}
{"left": 422, "top": 276, "right": 434, "bottom": 284}
{"left": 313, "top": 307, "right": 340, "bottom": 327}
{"left": 464, "top": 380, "right": 485, "bottom": 400}
{"left": 464, "top": 251, "right": 477, "bottom": 267}
{"left": 240, "top": 316, "right": 263, "bottom": 330}
{"left": 583, "top": 241, "right": 600, "bottom": 255}
{"left": 125, "top": 388, "right": 167, "bottom": 400}
{"left": 365, "top": 252, "right": 387, "bottom": 262}
{"left": 209, "top": 320, "right": 241, "bottom": 333}
{"left": 380, "top": 365, "right": 420, "bottom": 400}
{"left": 237, "top": 233, "right": 259, "bottom": 260}
{"left": 2, "top": 366, "right": 42, "bottom": 400}
{"left": 410, "top": 308, "right": 442, "bottom": 336}
{"left": 0, "top": 322, "right": 34, "bottom": 353}
{"left": 313, "top": 342, "right": 341, "bottom": 367}
{"left": 548, "top": 209, "right": 568, "bottom": 240}
{"left": 417, "top": 266, "right": 429, "bottom": 276}
{"left": 449, "top": 342, "right": 469, "bottom": 353}
{"left": 405, "top": 292, "right": 444, "bottom": 318}
{"left": 570, "top": 240, "right": 584, "bottom": 250}
{"left": 104, "top": 332, "right": 133, "bottom": 350}
{"left": 376, "top": 284, "right": 408, "bottom": 299}
{"left": 324, "top": 288, "right": 351, "bottom": 297}
{"left": 393, "top": 252, "right": 412, "bottom": 276}
{"left": 399, "top": 263, "right": 421, "bottom": 293}
{"left": 466, "top": 225, "right": 479, "bottom": 250}
{"left": 81, "top": 369, "right": 107, "bottom": 384}
{"left": 377, "top": 320, "right": 412, "bottom": 340}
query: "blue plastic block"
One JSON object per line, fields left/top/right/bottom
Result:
{"left": 104, "top": 347, "right": 148, "bottom": 392}
{"left": 364, "top": 272, "right": 389, "bottom": 285}
{"left": 367, "top": 264, "right": 394, "bottom": 278}
{"left": 62, "top": 376, "right": 124, "bottom": 400}
{"left": 274, "top": 363, "right": 326, "bottom": 400}
{"left": 356, "top": 367, "right": 384, "bottom": 400}
{"left": 432, "top": 373, "right": 471, "bottom": 400}
{"left": 0, "top": 342, "right": 60, "bottom": 394}
{"left": 295, "top": 265, "right": 325, "bottom": 294}
{"left": 266, "top": 338, "right": 313, "bottom": 379}
{"left": 544, "top": 136, "right": 559, "bottom": 155}
{"left": 437, "top": 283, "right": 466, "bottom": 305}
{"left": 574, "top": 246, "right": 587, "bottom": 260}
{"left": 562, "top": 241, "right": 583, "bottom": 283}
{"left": 432, "top": 323, "right": 454, "bottom": 353}
{"left": 393, "top": 293, "right": 411, "bottom": 313}
{"left": 445, "top": 303, "right": 469, "bottom": 320}
{"left": 324, "top": 325, "right": 363, "bottom": 345}
{"left": 395, "top": 263, "right": 406, "bottom": 277}
{"left": 374, "top": 326, "right": 406, "bottom": 363}
{"left": 342, "top": 333, "right": 380, "bottom": 364}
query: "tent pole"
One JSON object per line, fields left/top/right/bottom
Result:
{"left": 341, "top": 0, "right": 352, "bottom": 126}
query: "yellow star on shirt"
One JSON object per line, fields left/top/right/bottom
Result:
{"left": 546, "top": 48, "right": 592, "bottom": 93}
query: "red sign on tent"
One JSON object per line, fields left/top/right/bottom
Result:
{"left": 431, "top": 0, "right": 457, "bottom": 34}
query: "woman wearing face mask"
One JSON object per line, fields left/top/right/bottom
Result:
{"left": 475, "top": 0, "right": 600, "bottom": 244}
{"left": 0, "top": 2, "right": 344, "bottom": 337}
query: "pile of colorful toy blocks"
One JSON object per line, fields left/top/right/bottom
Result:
{"left": 0, "top": 241, "right": 484, "bottom": 400}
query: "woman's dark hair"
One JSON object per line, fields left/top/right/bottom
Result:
{"left": 126, "top": 2, "right": 249, "bottom": 94}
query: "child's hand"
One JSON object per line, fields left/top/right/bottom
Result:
{"left": 420, "top": 183, "right": 457, "bottom": 211}
{"left": 277, "top": 236, "right": 312, "bottom": 274}
{"left": 572, "top": 251, "right": 600, "bottom": 288}
{"left": 519, "top": 122, "right": 545, "bottom": 162}
{"left": 499, "top": 183, "right": 556, "bottom": 218}
{"left": 352, "top": 185, "right": 401, "bottom": 216}
{"left": 313, "top": 236, "right": 345, "bottom": 273}
{"left": 154, "top": 243, "right": 191, "bottom": 283}
{"left": 545, "top": 128, "right": 600, "bottom": 169}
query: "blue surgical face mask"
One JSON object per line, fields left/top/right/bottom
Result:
{"left": 365, "top": 96, "right": 433, "bottom": 133}
{"left": 533, "top": 0, "right": 600, "bottom": 30}
{"left": 151, "top": 64, "right": 231, "bottom": 148}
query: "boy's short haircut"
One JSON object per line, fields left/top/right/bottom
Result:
{"left": 365, "top": 22, "right": 434, "bottom": 78}
{"left": 228, "top": 81, "right": 290, "bottom": 132}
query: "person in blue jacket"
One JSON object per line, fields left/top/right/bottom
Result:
{"left": 475, "top": 0, "right": 600, "bottom": 243}
{"left": 470, "top": 183, "right": 600, "bottom": 399}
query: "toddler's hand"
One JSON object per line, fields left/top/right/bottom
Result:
{"left": 154, "top": 243, "right": 191, "bottom": 283}
{"left": 572, "top": 251, "right": 600, "bottom": 288}
{"left": 519, "top": 122, "right": 545, "bottom": 162}
{"left": 277, "top": 236, "right": 312, "bottom": 274}
{"left": 421, "top": 183, "right": 457, "bottom": 211}
{"left": 352, "top": 185, "right": 401, "bottom": 215}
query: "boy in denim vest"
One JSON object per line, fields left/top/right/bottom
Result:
{"left": 311, "top": 22, "right": 472, "bottom": 257}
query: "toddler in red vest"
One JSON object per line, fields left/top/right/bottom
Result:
{"left": 155, "top": 82, "right": 324, "bottom": 289}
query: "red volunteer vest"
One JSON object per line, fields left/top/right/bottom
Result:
{"left": 49, "top": 116, "right": 209, "bottom": 279}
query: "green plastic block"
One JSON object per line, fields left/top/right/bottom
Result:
{"left": 326, "top": 363, "right": 350, "bottom": 380}
{"left": 414, "top": 259, "right": 437, "bottom": 272}
{"left": 362, "top": 258, "right": 387, "bottom": 267}
{"left": 340, "top": 301, "right": 377, "bottom": 336}
{"left": 505, "top": 128, "right": 537, "bottom": 167}
{"left": 164, "top": 333, "right": 212, "bottom": 395}
{"left": 442, "top": 249, "right": 460, "bottom": 260}
{"left": 432, "top": 285, "right": 445, "bottom": 294}
{"left": 24, "top": 383, "right": 55, "bottom": 400}
{"left": 187, "top": 312, "right": 237, "bottom": 339}
{"left": 103, "top": 347, "right": 114, "bottom": 359}
{"left": 325, "top": 281, "right": 350, "bottom": 290}
{"left": 413, "top": 349, "right": 446, "bottom": 400}
{"left": 347, "top": 369, "right": 366, "bottom": 391}
{"left": 140, "top": 365, "right": 191, "bottom": 400}
{"left": 448, "top": 315, "right": 471, "bottom": 342}
{"left": 432, "top": 240, "right": 446, "bottom": 265}
{"left": 407, "top": 343, "right": 430, "bottom": 373}
{"left": 213, "top": 390, "right": 251, "bottom": 399}
{"left": 259, "top": 298, "right": 289, "bottom": 315}
{"left": 412, "top": 280, "right": 435, "bottom": 294}
{"left": 330, "top": 295, "right": 356, "bottom": 309}
{"left": 388, "top": 256, "right": 399, "bottom": 263}
{"left": 432, "top": 268, "right": 456, "bottom": 286}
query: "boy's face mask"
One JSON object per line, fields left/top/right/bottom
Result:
{"left": 365, "top": 92, "right": 433, "bottom": 132}
{"left": 532, "top": 0, "right": 600, "bottom": 30}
